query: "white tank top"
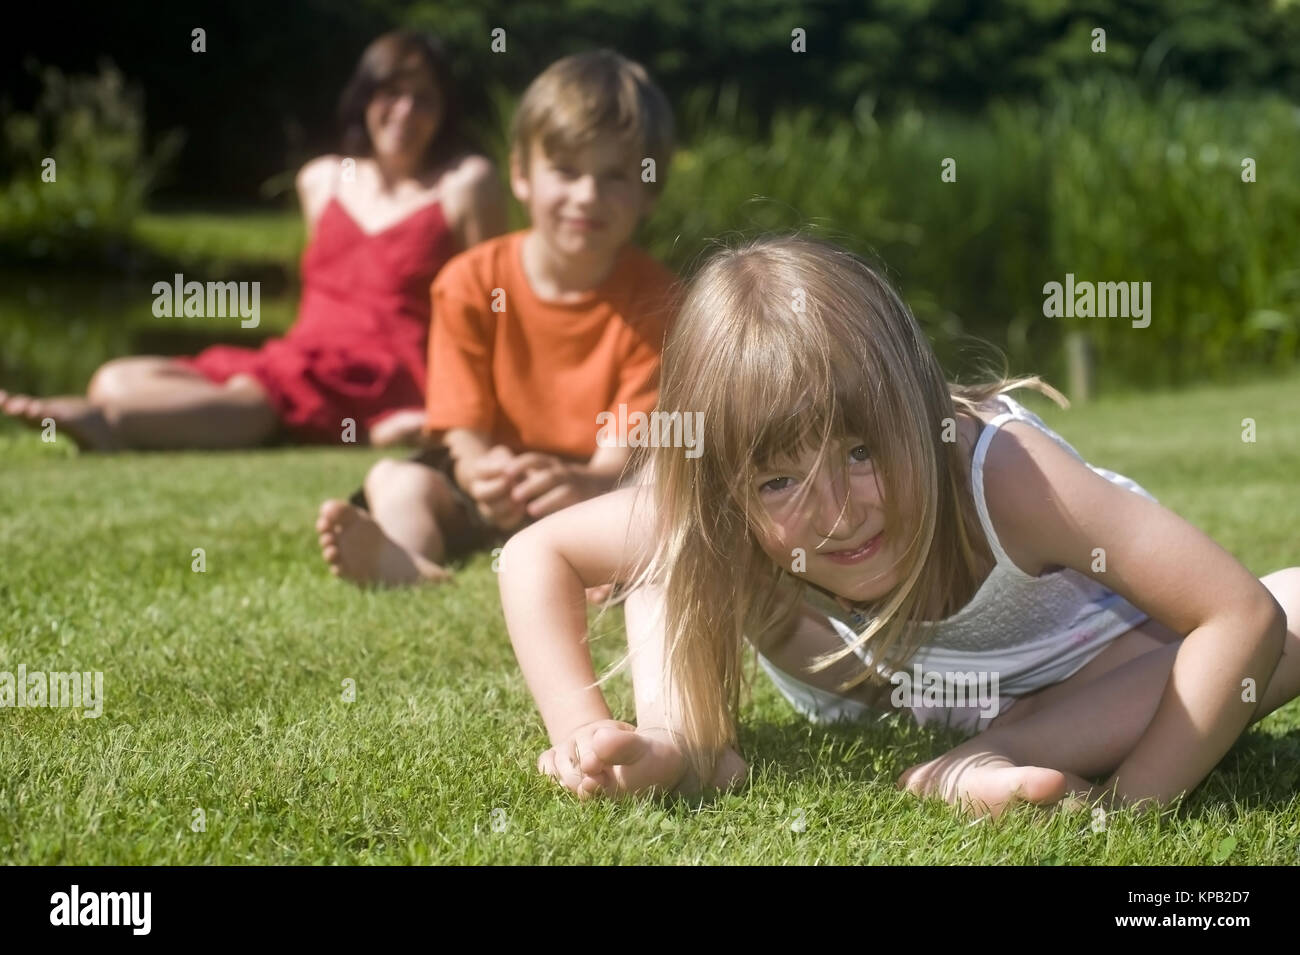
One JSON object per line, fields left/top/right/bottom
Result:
{"left": 808, "top": 392, "right": 1155, "bottom": 697}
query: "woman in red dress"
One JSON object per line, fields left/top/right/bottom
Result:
{"left": 0, "top": 31, "right": 506, "bottom": 450}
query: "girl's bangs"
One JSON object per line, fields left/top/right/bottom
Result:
{"left": 742, "top": 354, "right": 878, "bottom": 473}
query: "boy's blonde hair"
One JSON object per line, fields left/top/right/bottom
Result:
{"left": 510, "top": 49, "right": 675, "bottom": 195}
{"left": 637, "top": 234, "right": 1068, "bottom": 787}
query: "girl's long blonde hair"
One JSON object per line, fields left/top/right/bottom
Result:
{"left": 636, "top": 234, "right": 1067, "bottom": 787}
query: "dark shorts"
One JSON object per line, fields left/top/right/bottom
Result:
{"left": 346, "top": 447, "right": 508, "bottom": 562}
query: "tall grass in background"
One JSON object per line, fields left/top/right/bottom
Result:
{"left": 1042, "top": 77, "right": 1300, "bottom": 391}
{"left": 643, "top": 78, "right": 1300, "bottom": 395}
{"left": 4, "top": 68, "right": 1299, "bottom": 399}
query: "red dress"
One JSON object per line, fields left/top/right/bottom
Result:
{"left": 176, "top": 196, "right": 458, "bottom": 443}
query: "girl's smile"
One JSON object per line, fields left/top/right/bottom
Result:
{"left": 755, "top": 437, "right": 899, "bottom": 600}
{"left": 819, "top": 530, "right": 885, "bottom": 565}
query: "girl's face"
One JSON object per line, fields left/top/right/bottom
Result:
{"left": 365, "top": 57, "right": 443, "bottom": 166}
{"left": 752, "top": 436, "right": 900, "bottom": 603}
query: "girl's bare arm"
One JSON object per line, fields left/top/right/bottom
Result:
{"left": 983, "top": 419, "right": 1287, "bottom": 807}
{"left": 498, "top": 485, "right": 656, "bottom": 745}
{"left": 1100, "top": 607, "right": 1284, "bottom": 804}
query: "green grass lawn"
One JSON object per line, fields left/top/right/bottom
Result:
{"left": 133, "top": 210, "right": 307, "bottom": 273}
{"left": 1, "top": 373, "right": 1298, "bottom": 865}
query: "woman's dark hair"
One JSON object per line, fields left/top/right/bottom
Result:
{"left": 337, "top": 30, "right": 473, "bottom": 170}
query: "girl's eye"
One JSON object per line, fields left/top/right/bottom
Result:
{"left": 760, "top": 476, "right": 794, "bottom": 494}
{"left": 850, "top": 445, "right": 872, "bottom": 463}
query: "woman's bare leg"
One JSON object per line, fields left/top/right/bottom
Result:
{"left": 87, "top": 357, "right": 280, "bottom": 449}
{"left": 2, "top": 356, "right": 280, "bottom": 450}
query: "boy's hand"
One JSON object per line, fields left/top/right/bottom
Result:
{"left": 460, "top": 446, "right": 529, "bottom": 530}
{"left": 538, "top": 721, "right": 747, "bottom": 800}
{"left": 505, "top": 453, "right": 605, "bottom": 519}
{"left": 456, "top": 444, "right": 513, "bottom": 492}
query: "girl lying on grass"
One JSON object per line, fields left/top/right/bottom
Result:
{"left": 498, "top": 235, "right": 1300, "bottom": 819}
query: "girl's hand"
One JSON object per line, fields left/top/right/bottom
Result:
{"left": 538, "top": 719, "right": 641, "bottom": 799}
{"left": 585, "top": 583, "right": 616, "bottom": 605}
{"left": 538, "top": 722, "right": 748, "bottom": 800}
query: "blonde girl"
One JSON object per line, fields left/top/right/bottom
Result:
{"left": 498, "top": 235, "right": 1300, "bottom": 818}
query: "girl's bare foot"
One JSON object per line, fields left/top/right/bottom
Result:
{"left": 368, "top": 410, "right": 426, "bottom": 448}
{"left": 0, "top": 390, "right": 119, "bottom": 451}
{"left": 897, "top": 753, "right": 1070, "bottom": 820}
{"left": 316, "top": 498, "right": 451, "bottom": 586}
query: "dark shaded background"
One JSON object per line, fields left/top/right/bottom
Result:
{"left": 6, "top": 0, "right": 1298, "bottom": 204}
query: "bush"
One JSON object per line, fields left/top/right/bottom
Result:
{"left": 0, "top": 61, "right": 182, "bottom": 265}
{"left": 634, "top": 77, "right": 1300, "bottom": 393}
{"left": 1039, "top": 76, "right": 1300, "bottom": 389}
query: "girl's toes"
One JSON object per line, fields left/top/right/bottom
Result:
{"left": 896, "top": 763, "right": 930, "bottom": 795}
{"left": 1012, "top": 767, "right": 1069, "bottom": 805}
{"left": 964, "top": 767, "right": 1068, "bottom": 819}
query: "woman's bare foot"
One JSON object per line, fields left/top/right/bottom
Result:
{"left": 0, "top": 390, "right": 119, "bottom": 451}
{"left": 897, "top": 752, "right": 1071, "bottom": 820}
{"left": 368, "top": 410, "right": 426, "bottom": 448}
{"left": 316, "top": 498, "right": 451, "bottom": 586}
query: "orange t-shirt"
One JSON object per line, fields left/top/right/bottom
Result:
{"left": 424, "top": 230, "right": 679, "bottom": 460}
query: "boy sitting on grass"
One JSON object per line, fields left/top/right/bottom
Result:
{"left": 317, "top": 50, "right": 679, "bottom": 586}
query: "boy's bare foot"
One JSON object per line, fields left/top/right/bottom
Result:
{"left": 368, "top": 409, "right": 426, "bottom": 448}
{"left": 897, "top": 753, "right": 1069, "bottom": 820}
{"left": 0, "top": 390, "right": 119, "bottom": 451}
{"left": 316, "top": 499, "right": 451, "bottom": 587}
